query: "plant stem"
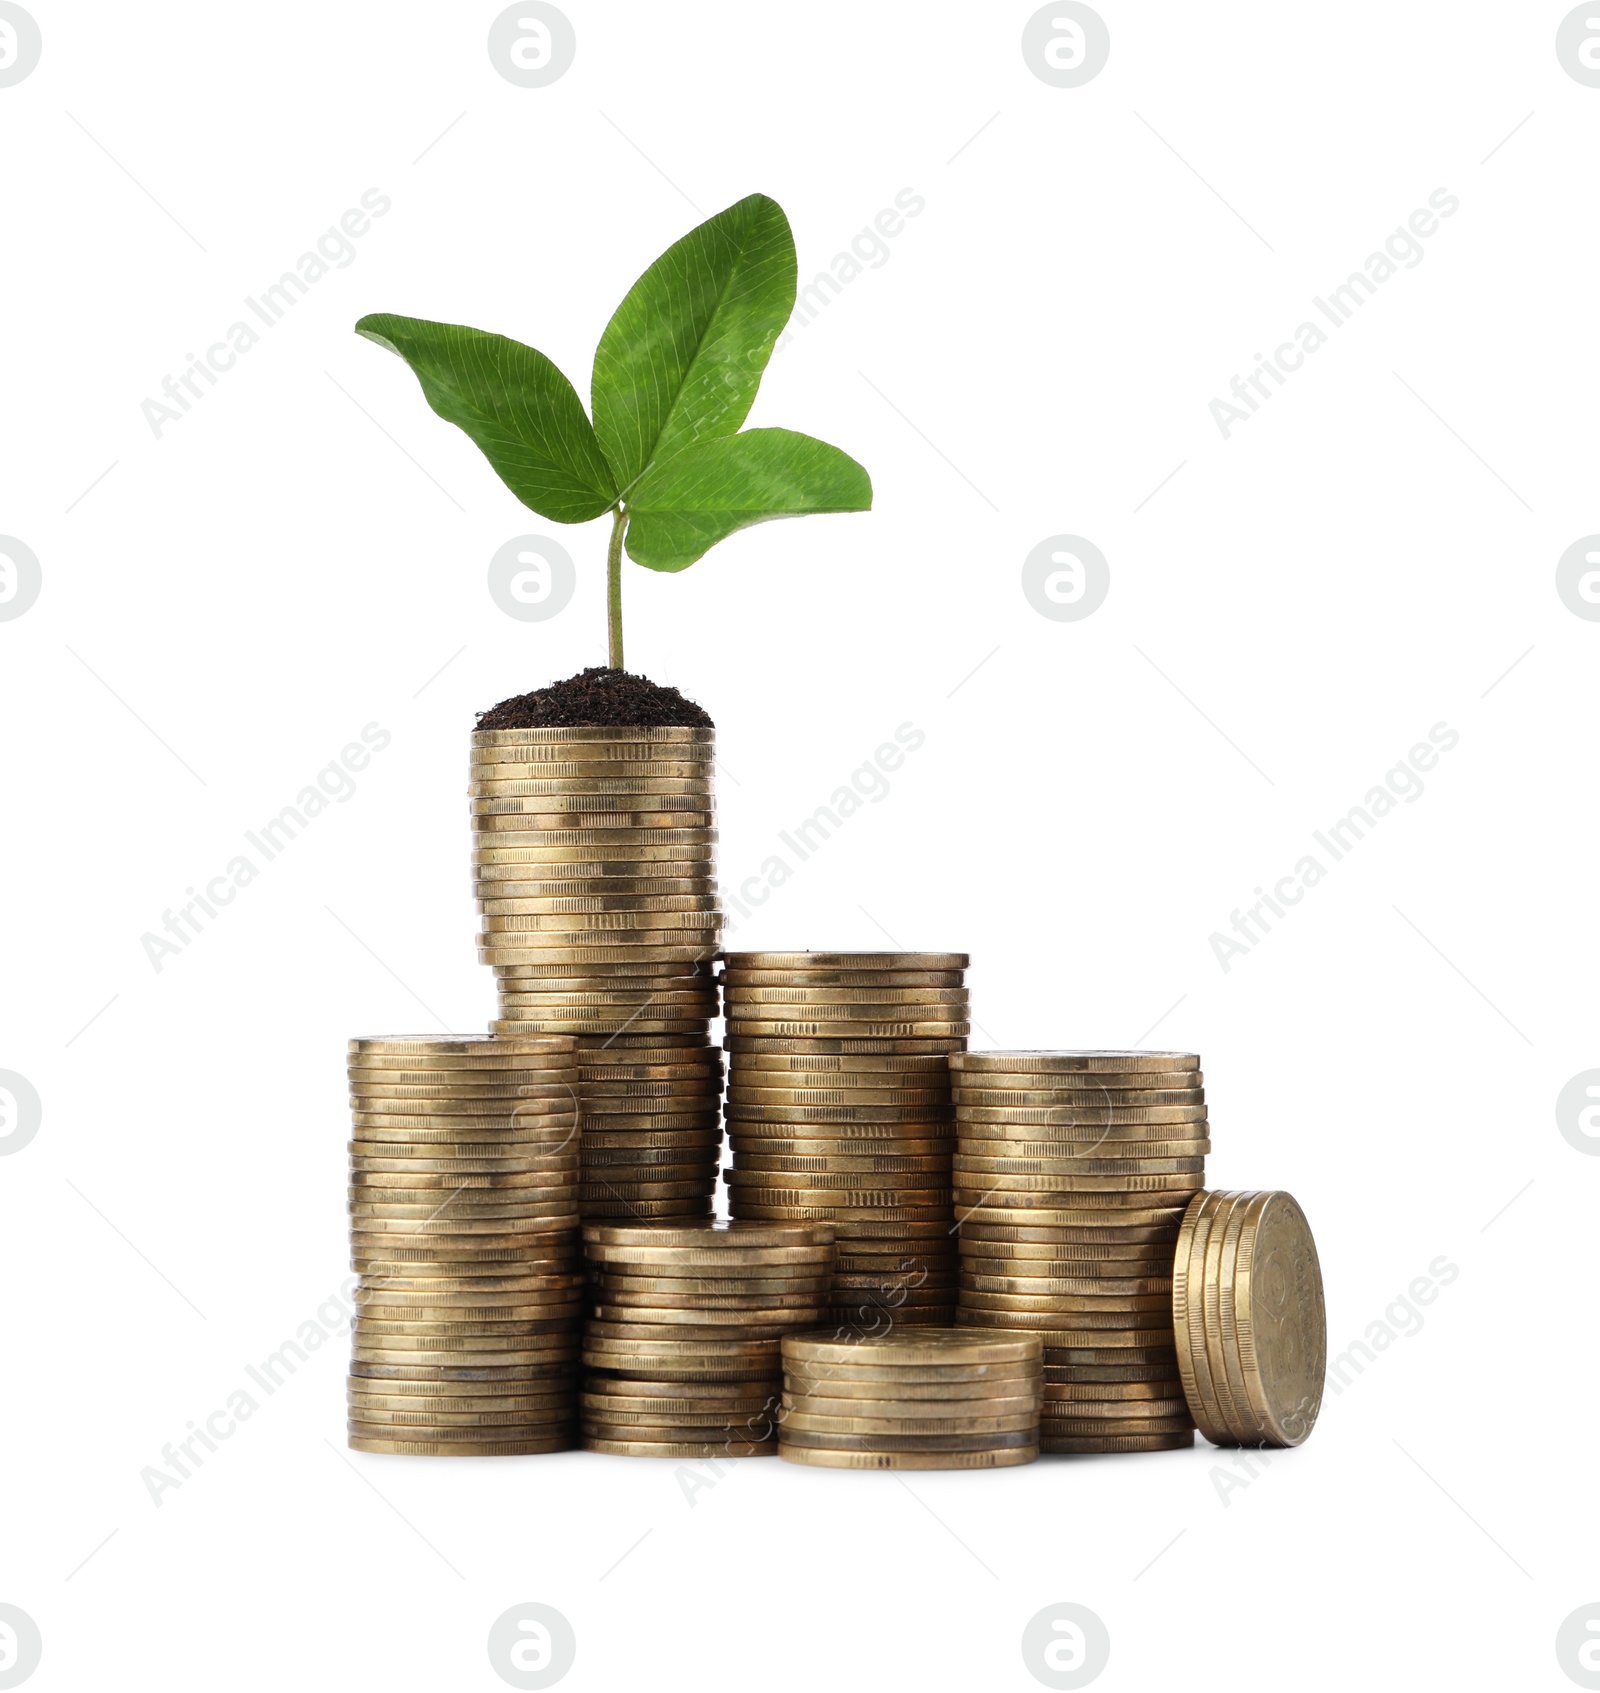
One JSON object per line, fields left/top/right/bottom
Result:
{"left": 606, "top": 505, "right": 628, "bottom": 671}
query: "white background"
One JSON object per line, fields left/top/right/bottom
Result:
{"left": 1, "top": 2, "right": 1594, "bottom": 1689}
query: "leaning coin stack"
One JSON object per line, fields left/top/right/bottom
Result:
{"left": 951, "top": 1050, "right": 1207, "bottom": 1455}
{"left": 346, "top": 1036, "right": 585, "bottom": 1456}
{"left": 471, "top": 724, "right": 723, "bottom": 1219}
{"left": 1173, "top": 1190, "right": 1325, "bottom": 1448}
{"left": 580, "top": 1222, "right": 835, "bottom": 1456}
{"left": 720, "top": 952, "right": 969, "bottom": 1330}
{"left": 778, "top": 1329, "right": 1042, "bottom": 1469}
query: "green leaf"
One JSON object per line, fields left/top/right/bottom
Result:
{"left": 626, "top": 428, "right": 872, "bottom": 572}
{"left": 591, "top": 195, "right": 797, "bottom": 495}
{"left": 355, "top": 313, "right": 616, "bottom": 524}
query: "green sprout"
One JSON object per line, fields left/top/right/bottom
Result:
{"left": 356, "top": 194, "right": 872, "bottom": 670}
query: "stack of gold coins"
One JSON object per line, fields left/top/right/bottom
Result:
{"left": 720, "top": 952, "right": 968, "bottom": 1330}
{"left": 471, "top": 724, "right": 723, "bottom": 1219}
{"left": 345, "top": 1035, "right": 585, "bottom": 1455}
{"left": 580, "top": 1221, "right": 835, "bottom": 1456}
{"left": 1172, "top": 1190, "right": 1325, "bottom": 1448}
{"left": 778, "top": 1329, "right": 1042, "bottom": 1469}
{"left": 951, "top": 1050, "right": 1206, "bottom": 1455}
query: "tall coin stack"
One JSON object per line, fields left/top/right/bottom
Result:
{"left": 346, "top": 1036, "right": 585, "bottom": 1455}
{"left": 778, "top": 1330, "right": 1042, "bottom": 1470}
{"left": 580, "top": 1221, "right": 835, "bottom": 1456}
{"left": 471, "top": 724, "right": 724, "bottom": 1220}
{"left": 720, "top": 952, "right": 968, "bottom": 1330}
{"left": 950, "top": 1050, "right": 1207, "bottom": 1454}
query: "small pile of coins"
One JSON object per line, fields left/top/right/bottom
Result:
{"left": 346, "top": 1036, "right": 585, "bottom": 1455}
{"left": 471, "top": 724, "right": 723, "bottom": 1219}
{"left": 720, "top": 952, "right": 968, "bottom": 1329}
{"left": 778, "top": 1329, "right": 1042, "bottom": 1469}
{"left": 951, "top": 1050, "right": 1207, "bottom": 1454}
{"left": 580, "top": 1222, "right": 835, "bottom": 1457}
{"left": 1173, "top": 1190, "right": 1325, "bottom": 1447}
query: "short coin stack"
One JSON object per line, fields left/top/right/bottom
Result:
{"left": 346, "top": 1036, "right": 585, "bottom": 1455}
{"left": 580, "top": 1222, "right": 835, "bottom": 1456}
{"left": 951, "top": 1050, "right": 1207, "bottom": 1454}
{"left": 778, "top": 1329, "right": 1042, "bottom": 1469}
{"left": 720, "top": 952, "right": 969, "bottom": 1329}
{"left": 471, "top": 724, "right": 723, "bottom": 1219}
{"left": 1173, "top": 1190, "right": 1325, "bottom": 1448}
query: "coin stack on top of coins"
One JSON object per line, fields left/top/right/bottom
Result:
{"left": 1173, "top": 1190, "right": 1325, "bottom": 1448}
{"left": 471, "top": 724, "right": 724, "bottom": 1221}
{"left": 346, "top": 1036, "right": 586, "bottom": 1455}
{"left": 950, "top": 1050, "right": 1207, "bottom": 1455}
{"left": 719, "top": 952, "right": 969, "bottom": 1330}
{"left": 580, "top": 1221, "right": 835, "bottom": 1456}
{"left": 778, "top": 1329, "right": 1043, "bottom": 1470}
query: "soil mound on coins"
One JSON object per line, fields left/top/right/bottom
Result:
{"left": 476, "top": 667, "right": 714, "bottom": 730}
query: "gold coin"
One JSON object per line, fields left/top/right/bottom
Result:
{"left": 726, "top": 1104, "right": 953, "bottom": 1124}
{"left": 351, "top": 1169, "right": 577, "bottom": 1190}
{"left": 482, "top": 910, "right": 720, "bottom": 933}
{"left": 777, "top": 1427, "right": 1036, "bottom": 1453}
{"left": 955, "top": 1310, "right": 1172, "bottom": 1335}
{"left": 731, "top": 1155, "right": 949, "bottom": 1177}
{"left": 350, "top": 1358, "right": 574, "bottom": 1380}
{"left": 1037, "top": 1433, "right": 1192, "bottom": 1454}
{"left": 955, "top": 1105, "right": 1207, "bottom": 1126}
{"left": 349, "top": 1394, "right": 573, "bottom": 1415}
{"left": 962, "top": 1274, "right": 1173, "bottom": 1297}
{"left": 954, "top": 1086, "right": 1203, "bottom": 1107}
{"left": 470, "top": 829, "right": 714, "bottom": 846}
{"left": 957, "top": 1142, "right": 1210, "bottom": 1163}
{"left": 728, "top": 1039, "right": 965, "bottom": 1058}
{"left": 954, "top": 1155, "right": 1206, "bottom": 1176}
{"left": 348, "top": 1036, "right": 574, "bottom": 1057}
{"left": 728, "top": 1136, "right": 947, "bottom": 1156}
{"left": 959, "top": 1218, "right": 1183, "bottom": 1242}
{"left": 958, "top": 1289, "right": 1171, "bottom": 1313}
{"left": 730, "top": 1205, "right": 951, "bottom": 1224}
{"left": 727, "top": 1020, "right": 970, "bottom": 1038}
{"left": 480, "top": 946, "right": 719, "bottom": 966}
{"left": 951, "top": 1051, "right": 1199, "bottom": 1073}
{"left": 779, "top": 1409, "right": 1038, "bottom": 1436}
{"left": 350, "top": 1150, "right": 576, "bottom": 1169}
{"left": 721, "top": 970, "right": 965, "bottom": 988}
{"left": 731, "top": 1052, "right": 950, "bottom": 1073}
{"left": 778, "top": 1444, "right": 1035, "bottom": 1469}
{"left": 954, "top": 1196, "right": 1192, "bottom": 1218}
{"left": 1041, "top": 1360, "right": 1180, "bottom": 1381}
{"left": 480, "top": 893, "right": 717, "bottom": 920}
{"left": 348, "top": 1435, "right": 574, "bottom": 1455}
{"left": 1038, "top": 1396, "right": 1190, "bottom": 1419}
{"left": 729, "top": 1091, "right": 949, "bottom": 1109}
{"left": 1042, "top": 1379, "right": 1184, "bottom": 1401}
{"left": 778, "top": 1377, "right": 1026, "bottom": 1406}
{"left": 783, "top": 1330, "right": 1037, "bottom": 1367}
{"left": 582, "top": 1335, "right": 779, "bottom": 1357}
{"left": 725, "top": 984, "right": 968, "bottom": 1003}
{"left": 580, "top": 1436, "right": 775, "bottom": 1457}
{"left": 471, "top": 763, "right": 709, "bottom": 785}
{"left": 474, "top": 843, "right": 716, "bottom": 861}
{"left": 726, "top": 952, "right": 967, "bottom": 970}
{"left": 582, "top": 1217, "right": 834, "bottom": 1249}
{"left": 477, "top": 878, "right": 716, "bottom": 898}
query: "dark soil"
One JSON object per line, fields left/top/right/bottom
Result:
{"left": 476, "top": 667, "right": 714, "bottom": 730}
